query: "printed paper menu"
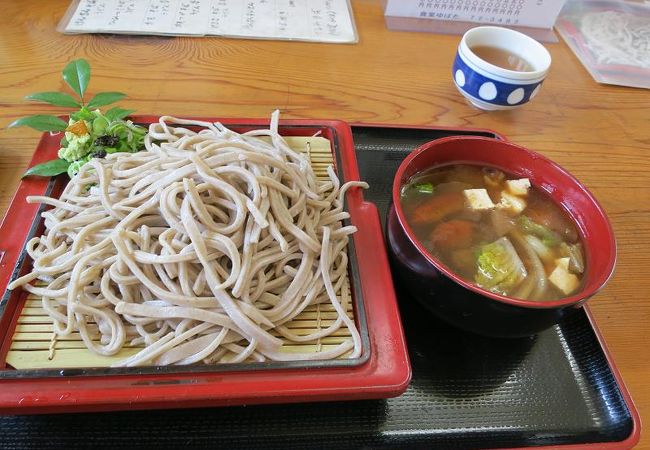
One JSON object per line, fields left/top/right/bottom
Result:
{"left": 62, "top": 0, "right": 358, "bottom": 43}
{"left": 384, "top": 0, "right": 567, "bottom": 29}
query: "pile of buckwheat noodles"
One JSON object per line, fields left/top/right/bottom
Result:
{"left": 8, "top": 112, "right": 368, "bottom": 367}
{"left": 581, "top": 11, "right": 650, "bottom": 68}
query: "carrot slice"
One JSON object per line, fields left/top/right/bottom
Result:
{"left": 409, "top": 191, "right": 465, "bottom": 226}
{"left": 430, "top": 219, "right": 476, "bottom": 250}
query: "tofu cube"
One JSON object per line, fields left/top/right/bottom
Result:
{"left": 496, "top": 191, "right": 527, "bottom": 214}
{"left": 463, "top": 189, "right": 495, "bottom": 211}
{"left": 549, "top": 258, "right": 580, "bottom": 295}
{"left": 506, "top": 178, "right": 531, "bottom": 196}
{"left": 555, "top": 257, "right": 570, "bottom": 271}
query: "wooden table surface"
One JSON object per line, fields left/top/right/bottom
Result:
{"left": 0, "top": 0, "right": 647, "bottom": 447}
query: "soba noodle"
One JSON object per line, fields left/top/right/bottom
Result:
{"left": 8, "top": 112, "right": 368, "bottom": 367}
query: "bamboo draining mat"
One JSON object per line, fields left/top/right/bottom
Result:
{"left": 6, "top": 136, "right": 357, "bottom": 369}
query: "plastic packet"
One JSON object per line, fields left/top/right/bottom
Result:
{"left": 555, "top": 0, "right": 650, "bottom": 89}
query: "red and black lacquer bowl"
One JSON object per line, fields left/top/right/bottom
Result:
{"left": 386, "top": 136, "right": 616, "bottom": 338}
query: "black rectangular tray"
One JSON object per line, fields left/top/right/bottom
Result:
{"left": 0, "top": 125, "right": 639, "bottom": 449}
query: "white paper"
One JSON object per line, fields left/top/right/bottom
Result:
{"left": 64, "top": 0, "right": 357, "bottom": 43}
{"left": 384, "top": 0, "right": 567, "bottom": 29}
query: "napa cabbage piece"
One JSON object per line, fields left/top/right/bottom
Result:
{"left": 523, "top": 234, "right": 555, "bottom": 265}
{"left": 475, "top": 237, "right": 527, "bottom": 295}
{"left": 517, "top": 215, "right": 561, "bottom": 246}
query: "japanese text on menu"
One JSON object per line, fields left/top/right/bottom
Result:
{"left": 65, "top": 0, "right": 356, "bottom": 43}
{"left": 385, "top": 0, "right": 567, "bottom": 29}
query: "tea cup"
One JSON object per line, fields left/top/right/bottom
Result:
{"left": 452, "top": 26, "right": 552, "bottom": 111}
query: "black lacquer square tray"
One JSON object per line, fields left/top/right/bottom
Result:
{"left": 0, "top": 124, "right": 639, "bottom": 449}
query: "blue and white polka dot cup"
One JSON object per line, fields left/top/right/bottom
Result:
{"left": 453, "top": 26, "right": 551, "bottom": 111}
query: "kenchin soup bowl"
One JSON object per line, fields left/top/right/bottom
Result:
{"left": 387, "top": 136, "right": 616, "bottom": 338}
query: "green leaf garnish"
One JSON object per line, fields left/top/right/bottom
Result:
{"left": 13, "top": 58, "right": 143, "bottom": 179}
{"left": 9, "top": 115, "right": 68, "bottom": 132}
{"left": 104, "top": 107, "right": 135, "bottom": 122}
{"left": 62, "top": 59, "right": 91, "bottom": 100}
{"left": 70, "top": 107, "right": 95, "bottom": 121}
{"left": 25, "top": 92, "right": 80, "bottom": 108}
{"left": 87, "top": 92, "right": 126, "bottom": 109}
{"left": 23, "top": 158, "right": 71, "bottom": 178}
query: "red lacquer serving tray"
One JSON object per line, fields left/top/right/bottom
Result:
{"left": 0, "top": 116, "right": 411, "bottom": 414}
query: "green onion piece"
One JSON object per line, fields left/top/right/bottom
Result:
{"left": 415, "top": 182, "right": 434, "bottom": 194}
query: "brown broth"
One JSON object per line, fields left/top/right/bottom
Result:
{"left": 470, "top": 45, "right": 534, "bottom": 72}
{"left": 400, "top": 164, "right": 584, "bottom": 301}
